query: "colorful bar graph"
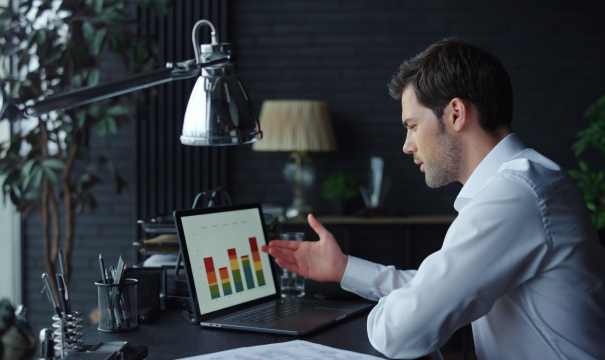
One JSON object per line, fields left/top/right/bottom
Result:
{"left": 218, "top": 267, "right": 232, "bottom": 296}
{"left": 204, "top": 257, "right": 220, "bottom": 299}
{"left": 249, "top": 237, "right": 266, "bottom": 286}
{"left": 228, "top": 249, "right": 244, "bottom": 292}
{"left": 241, "top": 255, "right": 255, "bottom": 289}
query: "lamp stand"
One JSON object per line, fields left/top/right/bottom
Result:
{"left": 283, "top": 151, "right": 314, "bottom": 219}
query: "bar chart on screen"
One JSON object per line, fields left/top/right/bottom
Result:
{"left": 201, "top": 239, "right": 269, "bottom": 299}
{"left": 181, "top": 208, "right": 277, "bottom": 314}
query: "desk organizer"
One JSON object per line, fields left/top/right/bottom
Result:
{"left": 96, "top": 279, "right": 138, "bottom": 332}
{"left": 52, "top": 310, "right": 83, "bottom": 354}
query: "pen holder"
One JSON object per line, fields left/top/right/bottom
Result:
{"left": 52, "top": 311, "right": 83, "bottom": 354}
{"left": 96, "top": 279, "right": 138, "bottom": 332}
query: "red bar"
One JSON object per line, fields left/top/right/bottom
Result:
{"left": 249, "top": 237, "right": 258, "bottom": 252}
{"left": 242, "top": 255, "right": 249, "bottom": 260}
{"left": 249, "top": 237, "right": 261, "bottom": 262}
{"left": 228, "top": 248, "right": 236, "bottom": 259}
{"left": 204, "top": 257, "right": 215, "bottom": 273}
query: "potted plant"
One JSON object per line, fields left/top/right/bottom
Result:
{"left": 569, "top": 95, "right": 605, "bottom": 246}
{"left": 322, "top": 171, "right": 360, "bottom": 215}
{"left": 0, "top": 0, "right": 166, "bottom": 299}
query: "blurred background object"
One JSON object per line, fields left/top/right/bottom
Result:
{"left": 253, "top": 100, "right": 337, "bottom": 219}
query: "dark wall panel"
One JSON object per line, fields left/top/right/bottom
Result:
{"left": 137, "top": 0, "right": 229, "bottom": 221}
{"left": 228, "top": 0, "right": 605, "bottom": 217}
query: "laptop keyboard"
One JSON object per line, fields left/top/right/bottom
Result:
{"left": 222, "top": 300, "right": 320, "bottom": 324}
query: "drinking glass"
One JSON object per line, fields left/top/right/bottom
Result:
{"left": 278, "top": 232, "right": 306, "bottom": 298}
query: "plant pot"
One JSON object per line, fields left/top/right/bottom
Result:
{"left": 333, "top": 200, "right": 346, "bottom": 216}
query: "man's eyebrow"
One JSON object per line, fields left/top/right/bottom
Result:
{"left": 402, "top": 118, "right": 415, "bottom": 127}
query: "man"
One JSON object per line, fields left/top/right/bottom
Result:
{"left": 261, "top": 38, "right": 605, "bottom": 359}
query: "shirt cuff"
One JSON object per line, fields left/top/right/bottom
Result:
{"left": 340, "top": 255, "right": 378, "bottom": 296}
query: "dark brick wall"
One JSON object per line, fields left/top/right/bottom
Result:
{"left": 24, "top": 51, "right": 137, "bottom": 332}
{"left": 228, "top": 0, "right": 605, "bottom": 217}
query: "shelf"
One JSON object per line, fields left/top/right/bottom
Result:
{"left": 282, "top": 215, "right": 457, "bottom": 225}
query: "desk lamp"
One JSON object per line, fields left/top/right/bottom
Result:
{"left": 252, "top": 100, "right": 337, "bottom": 219}
{"left": 0, "top": 20, "right": 262, "bottom": 146}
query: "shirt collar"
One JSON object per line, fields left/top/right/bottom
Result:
{"left": 453, "top": 133, "right": 527, "bottom": 212}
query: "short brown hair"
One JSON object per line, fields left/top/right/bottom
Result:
{"left": 388, "top": 38, "right": 513, "bottom": 134}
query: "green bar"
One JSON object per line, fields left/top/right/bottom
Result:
{"left": 255, "top": 270, "right": 266, "bottom": 286}
{"left": 222, "top": 281, "right": 232, "bottom": 296}
{"left": 233, "top": 269, "right": 242, "bottom": 283}
{"left": 209, "top": 284, "right": 220, "bottom": 299}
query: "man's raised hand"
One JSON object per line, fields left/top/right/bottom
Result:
{"left": 260, "top": 214, "right": 348, "bottom": 283}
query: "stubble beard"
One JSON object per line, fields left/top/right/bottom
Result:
{"left": 424, "top": 127, "right": 461, "bottom": 188}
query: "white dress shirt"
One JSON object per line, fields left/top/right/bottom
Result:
{"left": 341, "top": 134, "right": 605, "bottom": 360}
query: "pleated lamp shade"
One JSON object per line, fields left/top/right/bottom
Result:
{"left": 252, "top": 100, "right": 337, "bottom": 152}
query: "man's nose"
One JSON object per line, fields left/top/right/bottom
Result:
{"left": 403, "top": 134, "right": 416, "bottom": 154}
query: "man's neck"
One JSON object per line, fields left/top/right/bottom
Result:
{"left": 458, "top": 129, "right": 512, "bottom": 185}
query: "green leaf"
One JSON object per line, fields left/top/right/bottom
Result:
{"left": 24, "top": 189, "right": 42, "bottom": 200}
{"left": 101, "top": 10, "right": 125, "bottom": 25}
{"left": 83, "top": 21, "right": 95, "bottom": 43}
{"left": 107, "top": 105, "right": 129, "bottom": 116}
{"left": 97, "top": 121, "right": 107, "bottom": 137}
{"left": 92, "top": 28, "right": 107, "bottom": 55}
{"left": 23, "top": 167, "right": 40, "bottom": 191}
{"left": 77, "top": 110, "right": 87, "bottom": 128}
{"left": 32, "top": 166, "right": 44, "bottom": 189}
{"left": 106, "top": 116, "right": 118, "bottom": 133}
{"left": 93, "top": 0, "right": 103, "bottom": 14}
{"left": 43, "top": 166, "right": 58, "bottom": 184}
{"left": 88, "top": 70, "right": 100, "bottom": 86}
{"left": 579, "top": 160, "right": 588, "bottom": 172}
{"left": 88, "top": 105, "right": 101, "bottom": 119}
{"left": 44, "top": 46, "right": 63, "bottom": 65}
{"left": 587, "top": 202, "right": 597, "bottom": 212}
{"left": 71, "top": 74, "right": 83, "bottom": 88}
{"left": 43, "top": 158, "right": 65, "bottom": 170}
{"left": 36, "top": 30, "right": 46, "bottom": 44}
{"left": 21, "top": 159, "right": 36, "bottom": 178}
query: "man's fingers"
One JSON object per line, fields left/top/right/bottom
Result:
{"left": 308, "top": 214, "right": 327, "bottom": 237}
{"left": 275, "top": 258, "right": 299, "bottom": 274}
{"left": 267, "top": 247, "right": 297, "bottom": 264}
{"left": 266, "top": 240, "right": 301, "bottom": 250}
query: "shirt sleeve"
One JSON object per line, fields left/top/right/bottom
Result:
{"left": 341, "top": 256, "right": 418, "bottom": 301}
{"left": 362, "top": 176, "right": 550, "bottom": 359}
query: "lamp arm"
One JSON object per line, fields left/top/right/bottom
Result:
{"left": 1, "top": 56, "right": 230, "bottom": 120}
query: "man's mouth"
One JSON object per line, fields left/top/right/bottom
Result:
{"left": 414, "top": 160, "right": 424, "bottom": 172}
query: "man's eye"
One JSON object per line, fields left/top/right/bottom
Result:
{"left": 409, "top": 125, "right": 416, "bottom": 130}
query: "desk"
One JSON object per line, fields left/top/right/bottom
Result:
{"left": 81, "top": 282, "right": 440, "bottom": 360}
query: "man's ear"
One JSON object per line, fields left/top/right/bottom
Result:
{"left": 446, "top": 97, "right": 468, "bottom": 132}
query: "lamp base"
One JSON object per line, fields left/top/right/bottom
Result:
{"left": 285, "top": 197, "right": 312, "bottom": 220}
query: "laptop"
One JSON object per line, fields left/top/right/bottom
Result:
{"left": 173, "top": 203, "right": 374, "bottom": 335}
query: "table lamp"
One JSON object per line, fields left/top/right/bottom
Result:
{"left": 252, "top": 100, "right": 337, "bottom": 219}
{"left": 0, "top": 20, "right": 262, "bottom": 146}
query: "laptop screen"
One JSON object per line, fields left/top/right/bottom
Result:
{"left": 179, "top": 207, "right": 277, "bottom": 316}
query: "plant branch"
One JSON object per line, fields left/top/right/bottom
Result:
{"left": 39, "top": 118, "right": 59, "bottom": 300}
{"left": 63, "top": 131, "right": 79, "bottom": 282}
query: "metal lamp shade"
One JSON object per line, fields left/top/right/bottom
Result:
{"left": 180, "top": 74, "right": 262, "bottom": 146}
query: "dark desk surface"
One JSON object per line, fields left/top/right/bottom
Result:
{"left": 82, "top": 281, "right": 436, "bottom": 360}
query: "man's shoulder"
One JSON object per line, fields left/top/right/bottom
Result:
{"left": 490, "top": 148, "right": 572, "bottom": 198}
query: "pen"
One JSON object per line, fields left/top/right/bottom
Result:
{"left": 58, "top": 248, "right": 72, "bottom": 314}
{"left": 56, "top": 274, "right": 69, "bottom": 316}
{"left": 99, "top": 254, "right": 107, "bottom": 284}
{"left": 41, "top": 273, "right": 61, "bottom": 317}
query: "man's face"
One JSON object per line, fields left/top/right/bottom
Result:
{"left": 401, "top": 87, "right": 460, "bottom": 188}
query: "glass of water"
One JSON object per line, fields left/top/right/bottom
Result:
{"left": 278, "top": 232, "right": 306, "bottom": 298}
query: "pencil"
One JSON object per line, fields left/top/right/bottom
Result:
{"left": 99, "top": 254, "right": 107, "bottom": 284}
